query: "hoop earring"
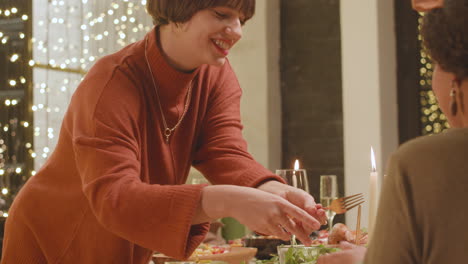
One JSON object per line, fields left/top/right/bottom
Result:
{"left": 450, "top": 81, "right": 458, "bottom": 116}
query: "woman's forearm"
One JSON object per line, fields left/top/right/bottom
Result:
{"left": 191, "top": 185, "right": 232, "bottom": 225}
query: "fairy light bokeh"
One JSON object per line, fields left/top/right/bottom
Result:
{"left": 418, "top": 14, "right": 450, "bottom": 135}
{"left": 0, "top": 1, "right": 33, "bottom": 217}
{"left": 0, "top": 0, "right": 152, "bottom": 216}
{"left": 31, "top": 0, "right": 152, "bottom": 169}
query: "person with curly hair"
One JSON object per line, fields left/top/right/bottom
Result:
{"left": 318, "top": 0, "right": 468, "bottom": 263}
{"left": 1, "top": 0, "right": 327, "bottom": 263}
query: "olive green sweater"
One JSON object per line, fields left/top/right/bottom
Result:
{"left": 365, "top": 128, "right": 468, "bottom": 263}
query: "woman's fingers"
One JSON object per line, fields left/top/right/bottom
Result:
{"left": 285, "top": 188, "right": 316, "bottom": 213}
{"left": 316, "top": 208, "right": 328, "bottom": 225}
{"left": 284, "top": 188, "right": 328, "bottom": 227}
{"left": 225, "top": 185, "right": 322, "bottom": 242}
{"left": 255, "top": 222, "right": 290, "bottom": 241}
{"left": 339, "top": 241, "right": 356, "bottom": 250}
{"left": 275, "top": 224, "right": 292, "bottom": 241}
{"left": 279, "top": 216, "right": 312, "bottom": 245}
{"left": 282, "top": 201, "right": 321, "bottom": 231}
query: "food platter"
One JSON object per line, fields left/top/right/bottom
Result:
{"left": 153, "top": 246, "right": 257, "bottom": 264}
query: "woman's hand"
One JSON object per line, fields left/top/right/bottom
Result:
{"left": 257, "top": 181, "right": 328, "bottom": 225}
{"left": 200, "top": 185, "right": 321, "bottom": 245}
{"left": 317, "top": 241, "right": 367, "bottom": 264}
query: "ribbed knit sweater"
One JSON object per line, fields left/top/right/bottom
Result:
{"left": 1, "top": 27, "right": 284, "bottom": 264}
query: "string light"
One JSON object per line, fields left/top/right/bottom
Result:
{"left": 0, "top": 1, "right": 153, "bottom": 211}
{"left": 29, "top": 0, "right": 152, "bottom": 169}
{"left": 10, "top": 54, "right": 19, "bottom": 62}
{"left": 418, "top": 14, "right": 449, "bottom": 135}
{"left": 0, "top": 3, "right": 33, "bottom": 203}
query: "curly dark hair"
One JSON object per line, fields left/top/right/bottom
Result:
{"left": 421, "top": 0, "right": 468, "bottom": 80}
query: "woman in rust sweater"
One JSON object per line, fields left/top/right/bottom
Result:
{"left": 1, "top": 0, "right": 326, "bottom": 263}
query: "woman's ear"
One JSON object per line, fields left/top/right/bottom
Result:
{"left": 411, "top": 0, "right": 444, "bottom": 11}
{"left": 169, "top": 21, "right": 189, "bottom": 33}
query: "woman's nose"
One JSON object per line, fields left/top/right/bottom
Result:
{"left": 225, "top": 18, "right": 242, "bottom": 40}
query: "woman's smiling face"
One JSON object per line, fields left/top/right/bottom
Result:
{"left": 176, "top": 6, "right": 245, "bottom": 67}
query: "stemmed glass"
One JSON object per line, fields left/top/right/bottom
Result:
{"left": 320, "top": 175, "right": 338, "bottom": 231}
{"left": 275, "top": 168, "right": 309, "bottom": 245}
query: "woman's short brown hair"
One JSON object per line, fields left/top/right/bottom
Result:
{"left": 421, "top": 0, "right": 468, "bottom": 80}
{"left": 146, "top": 0, "right": 255, "bottom": 26}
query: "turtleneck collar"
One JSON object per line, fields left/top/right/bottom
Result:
{"left": 144, "top": 26, "right": 199, "bottom": 98}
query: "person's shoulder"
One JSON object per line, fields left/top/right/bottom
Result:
{"left": 398, "top": 128, "right": 468, "bottom": 155}
{"left": 391, "top": 128, "right": 468, "bottom": 169}
{"left": 77, "top": 41, "right": 145, "bottom": 94}
{"left": 69, "top": 42, "right": 146, "bottom": 119}
{"left": 86, "top": 40, "right": 145, "bottom": 81}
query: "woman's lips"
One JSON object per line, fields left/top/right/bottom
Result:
{"left": 212, "top": 39, "right": 230, "bottom": 56}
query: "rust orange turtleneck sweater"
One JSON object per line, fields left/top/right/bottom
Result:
{"left": 1, "top": 28, "right": 284, "bottom": 263}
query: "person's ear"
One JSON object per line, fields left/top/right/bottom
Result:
{"left": 168, "top": 21, "right": 186, "bottom": 33}
{"left": 411, "top": 0, "right": 444, "bottom": 12}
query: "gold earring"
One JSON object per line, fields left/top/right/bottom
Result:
{"left": 450, "top": 81, "right": 458, "bottom": 116}
{"left": 459, "top": 86, "right": 465, "bottom": 115}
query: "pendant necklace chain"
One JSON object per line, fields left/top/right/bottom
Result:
{"left": 144, "top": 37, "right": 193, "bottom": 143}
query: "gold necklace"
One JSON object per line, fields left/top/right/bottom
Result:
{"left": 144, "top": 37, "right": 193, "bottom": 143}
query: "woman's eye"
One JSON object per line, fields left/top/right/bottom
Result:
{"left": 212, "top": 9, "right": 245, "bottom": 26}
{"left": 215, "top": 11, "right": 228, "bottom": 19}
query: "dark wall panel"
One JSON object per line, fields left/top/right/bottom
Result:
{"left": 280, "top": 0, "right": 345, "bottom": 223}
{"left": 395, "top": 0, "right": 421, "bottom": 143}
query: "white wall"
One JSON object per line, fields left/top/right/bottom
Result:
{"left": 189, "top": 0, "right": 281, "bottom": 182}
{"left": 341, "top": 0, "right": 399, "bottom": 228}
{"left": 230, "top": 0, "right": 281, "bottom": 171}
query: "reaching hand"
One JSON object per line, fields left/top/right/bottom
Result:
{"left": 257, "top": 181, "right": 328, "bottom": 225}
{"left": 201, "top": 185, "right": 320, "bottom": 245}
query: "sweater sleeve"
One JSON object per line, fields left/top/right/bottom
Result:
{"left": 364, "top": 152, "right": 421, "bottom": 264}
{"left": 71, "top": 70, "right": 208, "bottom": 260}
{"left": 192, "top": 61, "right": 285, "bottom": 187}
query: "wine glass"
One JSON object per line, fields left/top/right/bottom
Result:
{"left": 320, "top": 175, "right": 338, "bottom": 231}
{"left": 275, "top": 169, "right": 309, "bottom": 245}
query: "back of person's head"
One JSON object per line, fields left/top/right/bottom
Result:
{"left": 421, "top": 0, "right": 468, "bottom": 80}
{"left": 146, "top": 0, "right": 255, "bottom": 26}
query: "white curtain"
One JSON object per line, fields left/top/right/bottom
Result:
{"left": 32, "top": 0, "right": 152, "bottom": 169}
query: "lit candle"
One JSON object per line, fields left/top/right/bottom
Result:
{"left": 292, "top": 159, "right": 299, "bottom": 187}
{"left": 368, "top": 146, "right": 379, "bottom": 239}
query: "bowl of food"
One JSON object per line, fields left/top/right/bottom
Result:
{"left": 243, "top": 236, "right": 289, "bottom": 260}
{"left": 277, "top": 245, "right": 340, "bottom": 264}
{"left": 196, "top": 246, "right": 257, "bottom": 264}
{"left": 153, "top": 244, "right": 257, "bottom": 264}
{"left": 274, "top": 223, "right": 368, "bottom": 264}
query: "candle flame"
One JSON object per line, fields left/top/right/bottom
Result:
{"left": 370, "top": 147, "right": 376, "bottom": 171}
{"left": 294, "top": 159, "right": 300, "bottom": 170}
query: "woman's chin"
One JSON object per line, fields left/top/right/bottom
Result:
{"left": 207, "top": 57, "right": 227, "bottom": 67}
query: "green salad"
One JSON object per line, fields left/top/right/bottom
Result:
{"left": 283, "top": 245, "right": 340, "bottom": 264}
{"left": 255, "top": 245, "right": 340, "bottom": 264}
